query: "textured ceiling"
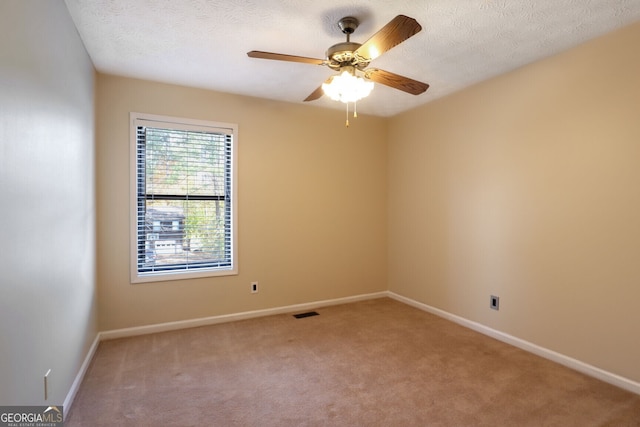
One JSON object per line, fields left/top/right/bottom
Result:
{"left": 64, "top": 0, "right": 640, "bottom": 117}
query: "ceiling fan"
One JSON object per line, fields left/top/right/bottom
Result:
{"left": 247, "top": 14, "right": 429, "bottom": 121}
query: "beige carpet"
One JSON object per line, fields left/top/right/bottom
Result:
{"left": 65, "top": 298, "right": 640, "bottom": 426}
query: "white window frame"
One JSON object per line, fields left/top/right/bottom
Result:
{"left": 130, "top": 112, "right": 238, "bottom": 283}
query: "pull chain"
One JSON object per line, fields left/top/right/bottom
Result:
{"left": 345, "top": 102, "right": 350, "bottom": 127}
{"left": 345, "top": 102, "right": 360, "bottom": 127}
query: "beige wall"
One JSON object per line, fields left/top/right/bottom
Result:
{"left": 388, "top": 21, "right": 640, "bottom": 382}
{"left": 0, "top": 1, "right": 97, "bottom": 405}
{"left": 96, "top": 74, "right": 388, "bottom": 330}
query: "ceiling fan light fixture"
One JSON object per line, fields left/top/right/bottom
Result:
{"left": 248, "top": 15, "right": 427, "bottom": 126}
{"left": 322, "top": 68, "right": 374, "bottom": 104}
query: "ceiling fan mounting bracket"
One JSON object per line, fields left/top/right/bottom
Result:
{"left": 338, "top": 17, "right": 359, "bottom": 35}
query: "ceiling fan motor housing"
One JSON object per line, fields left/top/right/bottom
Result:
{"left": 326, "top": 17, "right": 371, "bottom": 70}
{"left": 326, "top": 42, "right": 368, "bottom": 70}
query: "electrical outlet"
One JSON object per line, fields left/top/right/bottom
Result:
{"left": 251, "top": 282, "right": 258, "bottom": 293}
{"left": 490, "top": 295, "right": 500, "bottom": 310}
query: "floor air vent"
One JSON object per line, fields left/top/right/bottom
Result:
{"left": 293, "top": 311, "right": 319, "bottom": 319}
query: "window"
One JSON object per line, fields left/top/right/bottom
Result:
{"left": 130, "top": 113, "right": 237, "bottom": 283}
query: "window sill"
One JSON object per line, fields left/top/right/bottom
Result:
{"left": 131, "top": 267, "right": 238, "bottom": 284}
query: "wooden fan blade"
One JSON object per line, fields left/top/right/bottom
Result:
{"left": 354, "top": 15, "right": 422, "bottom": 61}
{"left": 247, "top": 51, "right": 325, "bottom": 65}
{"left": 304, "top": 76, "right": 334, "bottom": 102}
{"left": 304, "top": 85, "right": 325, "bottom": 102}
{"left": 365, "top": 68, "right": 429, "bottom": 95}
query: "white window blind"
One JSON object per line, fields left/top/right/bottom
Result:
{"left": 131, "top": 113, "right": 237, "bottom": 282}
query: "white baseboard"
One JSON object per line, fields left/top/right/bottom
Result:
{"left": 387, "top": 291, "right": 640, "bottom": 396}
{"left": 63, "top": 333, "right": 100, "bottom": 420}
{"left": 100, "top": 291, "right": 388, "bottom": 340}
{"left": 64, "top": 288, "right": 639, "bottom": 417}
